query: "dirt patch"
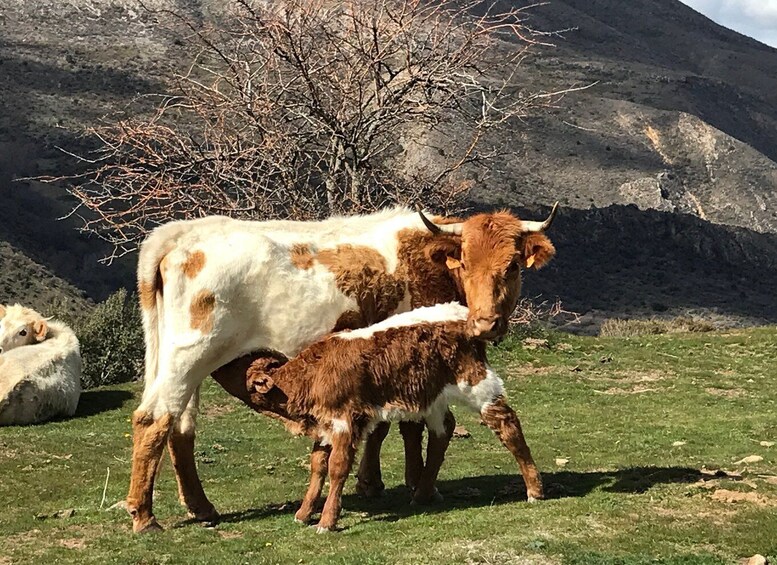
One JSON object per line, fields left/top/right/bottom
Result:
{"left": 201, "top": 402, "right": 236, "bottom": 419}
{"left": 59, "top": 538, "right": 87, "bottom": 550}
{"left": 705, "top": 387, "right": 747, "bottom": 398}
{"left": 217, "top": 530, "right": 243, "bottom": 540}
{"left": 506, "top": 365, "right": 555, "bottom": 378}
{"left": 595, "top": 384, "right": 661, "bottom": 395}
{"left": 711, "top": 489, "right": 773, "bottom": 506}
{"left": 588, "top": 369, "right": 670, "bottom": 385}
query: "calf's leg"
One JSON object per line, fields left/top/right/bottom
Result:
{"left": 355, "top": 422, "right": 389, "bottom": 497}
{"left": 316, "top": 431, "right": 357, "bottom": 533}
{"left": 295, "top": 442, "right": 330, "bottom": 524}
{"left": 481, "top": 397, "right": 544, "bottom": 501}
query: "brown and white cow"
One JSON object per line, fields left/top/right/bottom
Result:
{"left": 232, "top": 302, "right": 542, "bottom": 533}
{"left": 127, "top": 205, "right": 557, "bottom": 533}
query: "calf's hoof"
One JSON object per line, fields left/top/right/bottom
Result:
{"left": 294, "top": 509, "right": 313, "bottom": 524}
{"left": 355, "top": 477, "right": 385, "bottom": 498}
{"left": 526, "top": 490, "right": 545, "bottom": 503}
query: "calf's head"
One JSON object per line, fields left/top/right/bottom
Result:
{"left": 0, "top": 304, "right": 50, "bottom": 354}
{"left": 419, "top": 204, "right": 557, "bottom": 339}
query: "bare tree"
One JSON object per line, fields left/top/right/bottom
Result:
{"left": 54, "top": 0, "right": 575, "bottom": 256}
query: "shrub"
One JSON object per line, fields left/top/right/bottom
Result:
{"left": 73, "top": 288, "right": 144, "bottom": 389}
{"left": 599, "top": 316, "right": 716, "bottom": 338}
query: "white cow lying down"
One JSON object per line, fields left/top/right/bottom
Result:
{"left": 0, "top": 304, "right": 82, "bottom": 425}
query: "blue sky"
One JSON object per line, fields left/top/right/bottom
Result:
{"left": 679, "top": 0, "right": 777, "bottom": 47}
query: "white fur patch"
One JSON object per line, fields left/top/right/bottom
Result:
{"left": 337, "top": 302, "right": 468, "bottom": 341}
{"left": 446, "top": 366, "right": 505, "bottom": 412}
{"left": 331, "top": 418, "right": 349, "bottom": 434}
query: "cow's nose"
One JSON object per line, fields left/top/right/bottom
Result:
{"left": 470, "top": 315, "right": 499, "bottom": 337}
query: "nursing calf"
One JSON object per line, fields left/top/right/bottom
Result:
{"left": 237, "top": 302, "right": 543, "bottom": 532}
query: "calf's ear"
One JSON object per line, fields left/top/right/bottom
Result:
{"left": 33, "top": 319, "right": 49, "bottom": 342}
{"left": 251, "top": 375, "right": 275, "bottom": 394}
{"left": 520, "top": 234, "right": 556, "bottom": 270}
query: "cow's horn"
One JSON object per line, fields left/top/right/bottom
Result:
{"left": 418, "top": 209, "right": 463, "bottom": 236}
{"left": 521, "top": 201, "right": 559, "bottom": 233}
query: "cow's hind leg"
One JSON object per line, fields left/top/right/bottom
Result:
{"left": 413, "top": 410, "right": 455, "bottom": 505}
{"left": 355, "top": 422, "right": 389, "bottom": 497}
{"left": 127, "top": 411, "right": 173, "bottom": 533}
{"left": 127, "top": 368, "right": 208, "bottom": 533}
{"left": 167, "top": 387, "right": 219, "bottom": 525}
{"left": 295, "top": 441, "right": 330, "bottom": 524}
{"left": 481, "top": 397, "right": 544, "bottom": 501}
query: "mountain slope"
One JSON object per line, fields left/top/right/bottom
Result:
{"left": 0, "top": 0, "right": 775, "bottom": 324}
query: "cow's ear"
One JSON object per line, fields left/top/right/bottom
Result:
{"left": 520, "top": 234, "right": 555, "bottom": 270}
{"left": 0, "top": 305, "right": 5, "bottom": 319}
{"left": 33, "top": 319, "right": 49, "bottom": 342}
{"left": 425, "top": 239, "right": 461, "bottom": 267}
{"left": 251, "top": 375, "right": 275, "bottom": 394}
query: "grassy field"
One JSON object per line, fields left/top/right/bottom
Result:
{"left": 1, "top": 328, "right": 776, "bottom": 564}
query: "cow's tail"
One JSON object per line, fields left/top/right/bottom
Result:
{"left": 136, "top": 224, "right": 182, "bottom": 386}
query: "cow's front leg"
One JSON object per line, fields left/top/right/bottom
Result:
{"left": 295, "top": 441, "right": 330, "bottom": 524}
{"left": 481, "top": 397, "right": 544, "bottom": 501}
{"left": 413, "top": 410, "right": 455, "bottom": 504}
{"left": 399, "top": 421, "right": 425, "bottom": 491}
{"left": 355, "top": 422, "right": 389, "bottom": 497}
{"left": 127, "top": 411, "right": 173, "bottom": 533}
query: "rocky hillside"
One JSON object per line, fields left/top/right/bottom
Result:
{"left": 0, "top": 0, "right": 775, "bottom": 325}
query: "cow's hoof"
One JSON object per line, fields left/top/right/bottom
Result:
{"left": 188, "top": 507, "right": 219, "bottom": 527}
{"left": 355, "top": 478, "right": 385, "bottom": 498}
{"left": 134, "top": 518, "right": 163, "bottom": 534}
{"left": 526, "top": 494, "right": 544, "bottom": 503}
{"left": 314, "top": 525, "right": 331, "bottom": 534}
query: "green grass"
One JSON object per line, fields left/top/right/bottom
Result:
{"left": 2, "top": 328, "right": 776, "bottom": 564}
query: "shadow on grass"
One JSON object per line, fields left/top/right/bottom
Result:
{"left": 218, "top": 466, "right": 703, "bottom": 526}
{"left": 74, "top": 389, "right": 134, "bottom": 418}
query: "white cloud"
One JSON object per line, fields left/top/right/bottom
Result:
{"left": 680, "top": 0, "right": 777, "bottom": 47}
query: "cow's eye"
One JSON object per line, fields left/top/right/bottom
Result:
{"left": 19, "top": 329, "right": 27, "bottom": 337}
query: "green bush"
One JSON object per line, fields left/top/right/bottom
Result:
{"left": 73, "top": 288, "right": 144, "bottom": 389}
{"left": 600, "top": 316, "right": 716, "bottom": 338}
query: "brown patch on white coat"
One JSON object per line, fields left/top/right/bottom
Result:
{"left": 181, "top": 250, "right": 207, "bottom": 279}
{"left": 189, "top": 290, "right": 216, "bottom": 333}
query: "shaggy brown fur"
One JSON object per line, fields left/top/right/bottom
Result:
{"left": 290, "top": 244, "right": 315, "bottom": 270}
{"left": 316, "top": 245, "right": 406, "bottom": 327}
{"left": 227, "top": 318, "right": 543, "bottom": 531}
